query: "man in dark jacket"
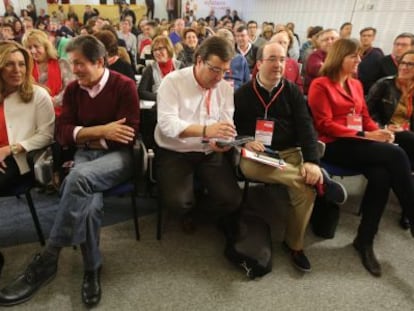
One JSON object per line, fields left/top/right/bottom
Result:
{"left": 234, "top": 42, "right": 346, "bottom": 273}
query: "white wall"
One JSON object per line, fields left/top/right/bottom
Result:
{"left": 237, "top": 0, "right": 414, "bottom": 54}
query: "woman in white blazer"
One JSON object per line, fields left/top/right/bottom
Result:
{"left": 0, "top": 41, "right": 55, "bottom": 190}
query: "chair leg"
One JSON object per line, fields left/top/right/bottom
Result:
{"left": 156, "top": 198, "right": 162, "bottom": 240}
{"left": 25, "top": 190, "right": 46, "bottom": 246}
{"left": 131, "top": 192, "right": 140, "bottom": 240}
{"left": 242, "top": 180, "right": 250, "bottom": 206}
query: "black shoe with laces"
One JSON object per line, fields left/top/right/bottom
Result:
{"left": 319, "top": 168, "right": 348, "bottom": 205}
{"left": 82, "top": 266, "right": 102, "bottom": 307}
{"left": 282, "top": 241, "right": 312, "bottom": 272}
{"left": 0, "top": 253, "right": 57, "bottom": 306}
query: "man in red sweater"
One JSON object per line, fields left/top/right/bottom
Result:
{"left": 0, "top": 35, "right": 140, "bottom": 308}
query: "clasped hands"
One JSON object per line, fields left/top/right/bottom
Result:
{"left": 365, "top": 129, "right": 395, "bottom": 143}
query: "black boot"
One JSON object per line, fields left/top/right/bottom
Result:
{"left": 353, "top": 237, "right": 381, "bottom": 277}
{"left": 399, "top": 213, "right": 410, "bottom": 230}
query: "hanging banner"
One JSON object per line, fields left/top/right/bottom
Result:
{"left": 181, "top": 0, "right": 240, "bottom": 21}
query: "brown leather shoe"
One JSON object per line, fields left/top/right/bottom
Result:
{"left": 353, "top": 238, "right": 381, "bottom": 277}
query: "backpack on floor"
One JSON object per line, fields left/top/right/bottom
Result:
{"left": 310, "top": 195, "right": 340, "bottom": 239}
{"left": 224, "top": 213, "right": 272, "bottom": 279}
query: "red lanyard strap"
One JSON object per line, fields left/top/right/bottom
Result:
{"left": 253, "top": 80, "right": 285, "bottom": 119}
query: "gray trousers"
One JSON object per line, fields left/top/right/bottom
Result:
{"left": 48, "top": 148, "right": 132, "bottom": 270}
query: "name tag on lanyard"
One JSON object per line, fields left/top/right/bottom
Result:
{"left": 346, "top": 114, "right": 362, "bottom": 131}
{"left": 255, "top": 119, "right": 274, "bottom": 146}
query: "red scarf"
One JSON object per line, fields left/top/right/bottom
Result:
{"left": 32, "top": 59, "right": 62, "bottom": 97}
{"left": 158, "top": 59, "right": 174, "bottom": 77}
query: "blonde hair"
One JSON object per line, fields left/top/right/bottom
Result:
{"left": 0, "top": 41, "right": 34, "bottom": 102}
{"left": 22, "top": 29, "right": 58, "bottom": 60}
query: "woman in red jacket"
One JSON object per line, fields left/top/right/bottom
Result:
{"left": 308, "top": 38, "right": 414, "bottom": 277}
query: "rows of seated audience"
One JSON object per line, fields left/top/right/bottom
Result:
{"left": 1, "top": 2, "right": 414, "bottom": 308}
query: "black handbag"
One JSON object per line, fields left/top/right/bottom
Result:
{"left": 224, "top": 213, "right": 272, "bottom": 279}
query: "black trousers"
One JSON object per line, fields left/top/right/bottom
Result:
{"left": 0, "top": 156, "right": 23, "bottom": 192}
{"left": 155, "top": 147, "right": 242, "bottom": 216}
{"left": 395, "top": 130, "right": 414, "bottom": 168}
{"left": 324, "top": 138, "right": 414, "bottom": 244}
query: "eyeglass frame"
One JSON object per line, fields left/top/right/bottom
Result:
{"left": 152, "top": 46, "right": 167, "bottom": 53}
{"left": 204, "top": 60, "right": 231, "bottom": 75}
{"left": 399, "top": 60, "right": 414, "bottom": 68}
{"left": 260, "top": 56, "right": 287, "bottom": 64}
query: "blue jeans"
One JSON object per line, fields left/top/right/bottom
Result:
{"left": 48, "top": 148, "right": 132, "bottom": 270}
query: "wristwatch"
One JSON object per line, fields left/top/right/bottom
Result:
{"left": 10, "top": 144, "right": 19, "bottom": 155}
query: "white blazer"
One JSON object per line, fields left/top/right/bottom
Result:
{"left": 4, "top": 85, "right": 55, "bottom": 174}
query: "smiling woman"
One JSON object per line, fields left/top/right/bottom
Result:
{"left": 308, "top": 39, "right": 414, "bottom": 277}
{"left": 0, "top": 41, "right": 55, "bottom": 188}
{"left": 366, "top": 50, "right": 414, "bottom": 228}
{"left": 22, "top": 29, "right": 73, "bottom": 116}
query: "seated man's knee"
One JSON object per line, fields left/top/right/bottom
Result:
{"left": 159, "top": 188, "right": 194, "bottom": 215}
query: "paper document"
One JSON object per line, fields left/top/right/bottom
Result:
{"left": 241, "top": 148, "right": 286, "bottom": 169}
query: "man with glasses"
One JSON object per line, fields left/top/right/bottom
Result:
{"left": 304, "top": 28, "right": 339, "bottom": 94}
{"left": 234, "top": 42, "right": 347, "bottom": 273}
{"left": 376, "top": 32, "right": 414, "bottom": 80}
{"left": 155, "top": 36, "right": 242, "bottom": 234}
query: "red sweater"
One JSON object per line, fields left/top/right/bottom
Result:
{"left": 57, "top": 70, "right": 140, "bottom": 149}
{"left": 308, "top": 76, "right": 378, "bottom": 143}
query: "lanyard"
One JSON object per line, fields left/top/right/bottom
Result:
{"left": 406, "top": 94, "right": 413, "bottom": 119}
{"left": 205, "top": 88, "right": 212, "bottom": 117}
{"left": 253, "top": 80, "right": 285, "bottom": 119}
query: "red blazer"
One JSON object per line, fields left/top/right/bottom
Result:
{"left": 308, "top": 76, "right": 378, "bottom": 143}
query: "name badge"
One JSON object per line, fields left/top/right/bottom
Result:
{"left": 402, "top": 122, "right": 410, "bottom": 131}
{"left": 255, "top": 119, "right": 274, "bottom": 146}
{"left": 346, "top": 114, "right": 362, "bottom": 131}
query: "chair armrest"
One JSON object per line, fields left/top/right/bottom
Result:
{"left": 26, "top": 145, "right": 53, "bottom": 170}
{"left": 132, "top": 137, "right": 148, "bottom": 181}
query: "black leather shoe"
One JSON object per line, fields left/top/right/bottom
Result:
{"left": 282, "top": 241, "right": 312, "bottom": 272}
{"left": 0, "top": 252, "right": 4, "bottom": 277}
{"left": 353, "top": 238, "right": 381, "bottom": 277}
{"left": 320, "top": 169, "right": 348, "bottom": 205}
{"left": 0, "top": 253, "right": 57, "bottom": 306}
{"left": 399, "top": 214, "right": 410, "bottom": 230}
{"left": 82, "top": 266, "right": 101, "bottom": 307}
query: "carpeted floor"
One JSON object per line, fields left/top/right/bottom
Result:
{"left": 1, "top": 176, "right": 414, "bottom": 310}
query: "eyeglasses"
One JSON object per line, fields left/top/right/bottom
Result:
{"left": 204, "top": 61, "right": 230, "bottom": 75}
{"left": 399, "top": 61, "right": 414, "bottom": 68}
{"left": 153, "top": 46, "right": 167, "bottom": 53}
{"left": 261, "top": 56, "right": 286, "bottom": 63}
{"left": 394, "top": 42, "right": 411, "bottom": 47}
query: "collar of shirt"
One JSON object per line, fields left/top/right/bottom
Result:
{"left": 237, "top": 43, "right": 252, "bottom": 56}
{"left": 79, "top": 68, "right": 109, "bottom": 98}
{"left": 256, "top": 74, "right": 281, "bottom": 94}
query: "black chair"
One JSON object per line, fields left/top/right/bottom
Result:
{"left": 0, "top": 149, "right": 48, "bottom": 246}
